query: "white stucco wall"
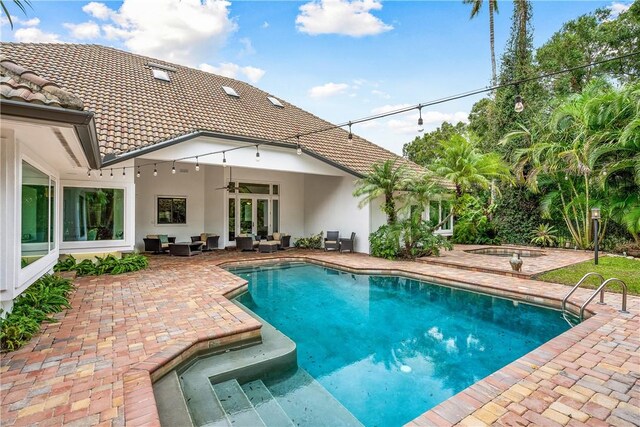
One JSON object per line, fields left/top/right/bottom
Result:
{"left": 303, "top": 173, "right": 370, "bottom": 253}
{"left": 134, "top": 160, "right": 206, "bottom": 248}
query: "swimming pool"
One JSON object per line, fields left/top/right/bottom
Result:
{"left": 231, "top": 262, "right": 571, "bottom": 426}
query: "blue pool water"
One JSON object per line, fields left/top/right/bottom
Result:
{"left": 231, "top": 262, "right": 571, "bottom": 427}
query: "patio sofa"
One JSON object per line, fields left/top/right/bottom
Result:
{"left": 267, "top": 232, "right": 291, "bottom": 249}
{"left": 190, "top": 233, "right": 220, "bottom": 251}
{"left": 143, "top": 234, "right": 176, "bottom": 253}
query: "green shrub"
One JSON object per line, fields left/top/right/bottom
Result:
{"left": 53, "top": 253, "right": 149, "bottom": 276}
{"left": 294, "top": 232, "right": 324, "bottom": 249}
{"left": 369, "top": 216, "right": 452, "bottom": 260}
{"left": 1, "top": 274, "right": 74, "bottom": 352}
{"left": 530, "top": 223, "right": 558, "bottom": 247}
{"left": 452, "top": 195, "right": 501, "bottom": 245}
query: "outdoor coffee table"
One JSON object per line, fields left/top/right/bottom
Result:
{"left": 169, "top": 242, "right": 203, "bottom": 256}
{"left": 259, "top": 241, "right": 279, "bottom": 253}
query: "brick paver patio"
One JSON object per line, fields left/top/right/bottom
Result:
{"left": 1, "top": 250, "right": 638, "bottom": 426}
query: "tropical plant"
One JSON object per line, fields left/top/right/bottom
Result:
{"left": 505, "top": 80, "right": 640, "bottom": 248}
{"left": 52, "top": 253, "right": 149, "bottom": 276}
{"left": 293, "top": 232, "right": 323, "bottom": 249}
{"left": 0, "top": 0, "right": 32, "bottom": 29}
{"left": 463, "top": 0, "right": 499, "bottom": 86}
{"left": 530, "top": 223, "right": 558, "bottom": 247}
{"left": 353, "top": 160, "right": 413, "bottom": 225}
{"left": 1, "top": 274, "right": 74, "bottom": 352}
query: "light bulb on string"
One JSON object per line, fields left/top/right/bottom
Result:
{"left": 137, "top": 167, "right": 141, "bottom": 178}
{"left": 122, "top": 168, "right": 126, "bottom": 177}
{"left": 172, "top": 161, "right": 176, "bottom": 174}
{"left": 255, "top": 145, "right": 260, "bottom": 162}
{"left": 87, "top": 169, "right": 91, "bottom": 177}
{"left": 417, "top": 105, "right": 424, "bottom": 133}
{"left": 99, "top": 169, "right": 103, "bottom": 178}
{"left": 153, "top": 164, "right": 158, "bottom": 177}
{"left": 514, "top": 95, "right": 524, "bottom": 113}
{"left": 296, "top": 136, "right": 302, "bottom": 155}
{"left": 222, "top": 152, "right": 227, "bottom": 167}
{"left": 110, "top": 169, "right": 113, "bottom": 179}
{"left": 195, "top": 157, "right": 200, "bottom": 172}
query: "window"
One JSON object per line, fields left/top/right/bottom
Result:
{"left": 157, "top": 197, "right": 186, "bottom": 224}
{"left": 63, "top": 187, "right": 125, "bottom": 241}
{"left": 238, "top": 182, "right": 270, "bottom": 194}
{"left": 222, "top": 86, "right": 239, "bottom": 97}
{"left": 267, "top": 96, "right": 284, "bottom": 108}
{"left": 21, "top": 161, "right": 55, "bottom": 268}
{"left": 152, "top": 69, "right": 170, "bottom": 82}
{"left": 428, "top": 200, "right": 452, "bottom": 231}
{"left": 273, "top": 199, "right": 279, "bottom": 233}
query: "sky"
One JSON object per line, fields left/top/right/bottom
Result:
{"left": 0, "top": 0, "right": 632, "bottom": 154}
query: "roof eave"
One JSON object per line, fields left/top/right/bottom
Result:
{"left": 1, "top": 99, "right": 102, "bottom": 169}
{"left": 101, "top": 130, "right": 365, "bottom": 178}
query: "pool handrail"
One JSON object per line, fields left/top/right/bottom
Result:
{"left": 561, "top": 272, "right": 605, "bottom": 315}
{"left": 580, "top": 278, "right": 629, "bottom": 321}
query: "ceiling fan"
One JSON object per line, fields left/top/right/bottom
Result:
{"left": 215, "top": 167, "right": 249, "bottom": 192}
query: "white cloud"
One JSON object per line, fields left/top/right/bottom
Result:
{"left": 296, "top": 0, "right": 393, "bottom": 37}
{"left": 199, "top": 62, "right": 265, "bottom": 84}
{"left": 371, "top": 103, "right": 412, "bottom": 114}
{"left": 84, "top": 0, "right": 237, "bottom": 65}
{"left": 262, "top": 21, "right": 269, "bottom": 29}
{"left": 64, "top": 21, "right": 101, "bottom": 39}
{"left": 83, "top": 2, "right": 113, "bottom": 20}
{"left": 20, "top": 17, "right": 40, "bottom": 27}
{"left": 238, "top": 37, "right": 255, "bottom": 56}
{"left": 609, "top": 1, "right": 631, "bottom": 18}
{"left": 14, "top": 27, "right": 62, "bottom": 43}
{"left": 1, "top": 16, "right": 40, "bottom": 27}
{"left": 384, "top": 110, "right": 469, "bottom": 135}
{"left": 371, "top": 89, "right": 390, "bottom": 99}
{"left": 308, "top": 82, "right": 350, "bottom": 98}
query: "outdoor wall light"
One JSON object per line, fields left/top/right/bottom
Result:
{"left": 514, "top": 95, "right": 524, "bottom": 113}
{"left": 137, "top": 167, "right": 141, "bottom": 178}
{"left": 591, "top": 207, "right": 601, "bottom": 219}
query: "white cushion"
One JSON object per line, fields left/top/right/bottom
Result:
{"left": 325, "top": 240, "right": 337, "bottom": 244}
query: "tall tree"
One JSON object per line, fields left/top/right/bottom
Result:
{"left": 402, "top": 121, "right": 467, "bottom": 166}
{"left": 464, "top": 0, "right": 500, "bottom": 85}
{"left": 353, "top": 160, "right": 412, "bottom": 225}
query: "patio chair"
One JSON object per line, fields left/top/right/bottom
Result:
{"left": 325, "top": 231, "right": 340, "bottom": 251}
{"left": 267, "top": 232, "right": 291, "bottom": 249}
{"left": 339, "top": 232, "right": 356, "bottom": 253}
{"left": 236, "top": 235, "right": 259, "bottom": 251}
{"left": 143, "top": 234, "right": 176, "bottom": 254}
{"left": 190, "top": 233, "right": 220, "bottom": 251}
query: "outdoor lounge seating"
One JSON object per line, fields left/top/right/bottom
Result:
{"left": 169, "top": 241, "right": 203, "bottom": 256}
{"left": 259, "top": 241, "right": 279, "bottom": 253}
{"left": 236, "top": 235, "right": 259, "bottom": 251}
{"left": 325, "top": 231, "right": 340, "bottom": 251}
{"left": 190, "top": 233, "right": 220, "bottom": 251}
{"left": 267, "top": 232, "right": 291, "bottom": 249}
{"left": 143, "top": 234, "right": 176, "bottom": 253}
{"left": 339, "top": 232, "right": 356, "bottom": 253}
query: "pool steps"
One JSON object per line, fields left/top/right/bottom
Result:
{"left": 242, "top": 380, "right": 294, "bottom": 427}
{"left": 213, "top": 379, "right": 267, "bottom": 426}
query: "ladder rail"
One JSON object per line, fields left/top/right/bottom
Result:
{"left": 580, "top": 278, "right": 629, "bottom": 321}
{"left": 561, "top": 272, "right": 605, "bottom": 314}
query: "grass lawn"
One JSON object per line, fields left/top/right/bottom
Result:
{"left": 536, "top": 256, "right": 640, "bottom": 295}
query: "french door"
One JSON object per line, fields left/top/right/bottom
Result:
{"left": 230, "top": 196, "right": 271, "bottom": 241}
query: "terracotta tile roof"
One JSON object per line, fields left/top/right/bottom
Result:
{"left": 0, "top": 43, "right": 420, "bottom": 176}
{"left": 0, "top": 55, "right": 84, "bottom": 110}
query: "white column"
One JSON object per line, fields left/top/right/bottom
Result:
{"left": 0, "top": 130, "right": 19, "bottom": 313}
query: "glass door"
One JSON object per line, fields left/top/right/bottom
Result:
{"left": 256, "top": 199, "right": 269, "bottom": 239}
{"left": 240, "top": 198, "right": 253, "bottom": 235}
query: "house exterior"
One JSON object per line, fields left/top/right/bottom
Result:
{"left": 0, "top": 43, "right": 451, "bottom": 312}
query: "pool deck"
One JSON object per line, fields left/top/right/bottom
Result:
{"left": 1, "top": 250, "right": 638, "bottom": 427}
{"left": 418, "top": 244, "right": 594, "bottom": 278}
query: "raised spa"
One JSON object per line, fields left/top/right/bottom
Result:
{"left": 464, "top": 247, "right": 546, "bottom": 257}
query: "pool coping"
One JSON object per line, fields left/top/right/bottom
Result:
{"left": 122, "top": 253, "right": 635, "bottom": 427}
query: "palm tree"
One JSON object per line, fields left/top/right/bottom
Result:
{"left": 353, "top": 160, "right": 411, "bottom": 225}
{"left": 505, "top": 80, "right": 640, "bottom": 248}
{"left": 464, "top": 0, "right": 499, "bottom": 86}
{"left": 430, "top": 134, "right": 511, "bottom": 199}
{"left": 1, "top": 0, "right": 32, "bottom": 29}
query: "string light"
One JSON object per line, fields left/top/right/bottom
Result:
{"left": 137, "top": 166, "right": 141, "bottom": 178}
{"left": 110, "top": 169, "right": 113, "bottom": 179}
{"left": 348, "top": 122, "right": 353, "bottom": 141}
{"left": 514, "top": 95, "right": 524, "bottom": 113}
{"left": 172, "top": 161, "right": 176, "bottom": 174}
{"left": 222, "top": 151, "right": 227, "bottom": 167}
{"left": 417, "top": 105, "right": 424, "bottom": 133}
{"left": 122, "top": 167, "right": 126, "bottom": 176}
{"left": 99, "top": 169, "right": 103, "bottom": 178}
{"left": 87, "top": 169, "right": 91, "bottom": 177}
{"left": 296, "top": 135, "right": 302, "bottom": 155}
{"left": 153, "top": 164, "right": 158, "bottom": 176}
{"left": 255, "top": 145, "right": 260, "bottom": 162}
{"left": 195, "top": 156, "right": 200, "bottom": 172}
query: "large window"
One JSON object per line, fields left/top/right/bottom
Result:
{"left": 157, "top": 197, "right": 186, "bottom": 224}
{"left": 428, "top": 199, "right": 453, "bottom": 232}
{"left": 21, "top": 161, "right": 55, "bottom": 268}
{"left": 63, "top": 187, "right": 125, "bottom": 241}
